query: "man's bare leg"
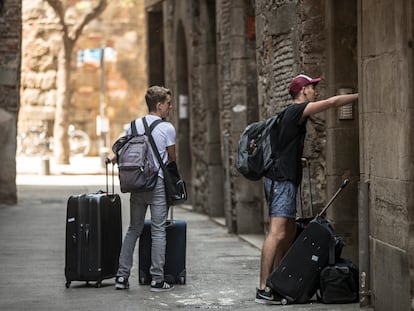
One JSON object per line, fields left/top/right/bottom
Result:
{"left": 259, "top": 216, "right": 297, "bottom": 289}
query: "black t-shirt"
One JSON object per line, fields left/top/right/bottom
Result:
{"left": 266, "top": 102, "right": 309, "bottom": 185}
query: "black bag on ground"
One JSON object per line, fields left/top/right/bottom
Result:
{"left": 112, "top": 118, "right": 162, "bottom": 193}
{"left": 318, "top": 258, "right": 359, "bottom": 304}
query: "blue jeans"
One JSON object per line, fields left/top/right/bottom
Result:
{"left": 264, "top": 178, "right": 297, "bottom": 218}
{"left": 117, "top": 177, "right": 168, "bottom": 282}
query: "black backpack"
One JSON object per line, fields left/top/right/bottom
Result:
{"left": 236, "top": 111, "right": 285, "bottom": 180}
{"left": 112, "top": 118, "right": 163, "bottom": 193}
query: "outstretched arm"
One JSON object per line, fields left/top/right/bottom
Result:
{"left": 302, "top": 93, "right": 359, "bottom": 118}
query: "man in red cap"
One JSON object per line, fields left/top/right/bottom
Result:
{"left": 255, "top": 74, "right": 359, "bottom": 304}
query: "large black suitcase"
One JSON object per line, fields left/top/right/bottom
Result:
{"left": 65, "top": 164, "right": 122, "bottom": 288}
{"left": 138, "top": 208, "right": 186, "bottom": 285}
{"left": 266, "top": 179, "right": 349, "bottom": 304}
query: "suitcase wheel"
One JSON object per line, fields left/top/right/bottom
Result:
{"left": 179, "top": 276, "right": 186, "bottom": 285}
{"left": 95, "top": 281, "right": 102, "bottom": 288}
{"left": 65, "top": 281, "right": 71, "bottom": 288}
{"left": 281, "top": 298, "right": 288, "bottom": 305}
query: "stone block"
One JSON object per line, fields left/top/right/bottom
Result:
{"left": 40, "top": 70, "right": 56, "bottom": 90}
{"left": 235, "top": 199, "right": 263, "bottom": 234}
{"left": 22, "top": 88, "right": 41, "bottom": 105}
{"left": 0, "top": 68, "right": 18, "bottom": 86}
{"left": 207, "top": 165, "right": 225, "bottom": 217}
{"left": 230, "top": 36, "right": 246, "bottom": 59}
{"left": 326, "top": 127, "right": 359, "bottom": 174}
{"left": 371, "top": 238, "right": 410, "bottom": 311}
{"left": 44, "top": 90, "right": 57, "bottom": 107}
{"left": 362, "top": 0, "right": 405, "bottom": 57}
{"left": 230, "top": 7, "right": 245, "bottom": 36}
{"left": 234, "top": 177, "right": 262, "bottom": 203}
{"left": 364, "top": 55, "right": 400, "bottom": 114}
{"left": 364, "top": 113, "right": 402, "bottom": 180}
{"left": 21, "top": 71, "right": 36, "bottom": 88}
{"left": 269, "top": 3, "right": 296, "bottom": 35}
{"left": 370, "top": 177, "right": 408, "bottom": 250}
{"left": 0, "top": 109, "right": 17, "bottom": 204}
{"left": 230, "top": 58, "right": 246, "bottom": 81}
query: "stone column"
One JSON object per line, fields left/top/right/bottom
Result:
{"left": 0, "top": 0, "right": 21, "bottom": 204}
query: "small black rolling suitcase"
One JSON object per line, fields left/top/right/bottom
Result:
{"left": 138, "top": 208, "right": 186, "bottom": 285}
{"left": 65, "top": 163, "right": 122, "bottom": 288}
{"left": 266, "top": 179, "right": 349, "bottom": 304}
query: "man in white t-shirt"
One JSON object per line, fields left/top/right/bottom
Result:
{"left": 115, "top": 86, "right": 176, "bottom": 292}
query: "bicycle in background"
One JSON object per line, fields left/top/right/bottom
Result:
{"left": 17, "top": 122, "right": 91, "bottom": 157}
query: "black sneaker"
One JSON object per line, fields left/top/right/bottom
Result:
{"left": 150, "top": 280, "right": 174, "bottom": 292}
{"left": 115, "top": 276, "right": 129, "bottom": 290}
{"left": 255, "top": 287, "right": 284, "bottom": 305}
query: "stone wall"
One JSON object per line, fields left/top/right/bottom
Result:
{"left": 158, "top": 0, "right": 329, "bottom": 234}
{"left": 20, "top": 0, "right": 147, "bottom": 156}
{"left": 360, "top": 0, "right": 413, "bottom": 308}
{"left": 158, "top": 0, "right": 263, "bottom": 233}
{"left": 256, "top": 0, "right": 327, "bottom": 215}
{"left": 153, "top": 4, "right": 414, "bottom": 308}
{"left": 0, "top": 0, "right": 21, "bottom": 204}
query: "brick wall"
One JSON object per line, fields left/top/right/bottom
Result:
{"left": 256, "top": 0, "right": 327, "bottom": 212}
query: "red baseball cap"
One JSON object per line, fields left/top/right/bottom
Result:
{"left": 289, "top": 74, "right": 322, "bottom": 98}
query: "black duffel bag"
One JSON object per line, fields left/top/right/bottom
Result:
{"left": 317, "top": 258, "right": 359, "bottom": 304}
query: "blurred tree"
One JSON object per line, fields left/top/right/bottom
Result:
{"left": 44, "top": 0, "right": 108, "bottom": 164}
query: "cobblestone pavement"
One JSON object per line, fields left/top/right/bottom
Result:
{"left": 0, "top": 157, "right": 369, "bottom": 310}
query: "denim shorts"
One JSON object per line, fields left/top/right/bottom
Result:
{"left": 264, "top": 178, "right": 297, "bottom": 218}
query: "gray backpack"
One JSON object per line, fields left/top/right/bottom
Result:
{"left": 112, "top": 118, "right": 163, "bottom": 193}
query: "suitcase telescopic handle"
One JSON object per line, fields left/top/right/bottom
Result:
{"left": 105, "top": 161, "right": 115, "bottom": 195}
{"left": 317, "top": 179, "right": 349, "bottom": 217}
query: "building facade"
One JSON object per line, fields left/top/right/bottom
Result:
{"left": 145, "top": 0, "right": 413, "bottom": 309}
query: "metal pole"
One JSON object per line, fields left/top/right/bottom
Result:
{"left": 223, "top": 133, "right": 235, "bottom": 233}
{"left": 358, "top": 181, "right": 372, "bottom": 307}
{"left": 99, "top": 44, "right": 107, "bottom": 167}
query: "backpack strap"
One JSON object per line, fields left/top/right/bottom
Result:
{"left": 143, "top": 117, "right": 174, "bottom": 212}
{"left": 130, "top": 120, "right": 138, "bottom": 136}
{"left": 130, "top": 117, "right": 163, "bottom": 136}
{"left": 143, "top": 117, "right": 166, "bottom": 170}
{"left": 147, "top": 118, "right": 164, "bottom": 133}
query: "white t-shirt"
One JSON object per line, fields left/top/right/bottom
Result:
{"left": 126, "top": 115, "right": 176, "bottom": 178}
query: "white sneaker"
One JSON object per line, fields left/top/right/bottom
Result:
{"left": 150, "top": 280, "right": 174, "bottom": 292}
